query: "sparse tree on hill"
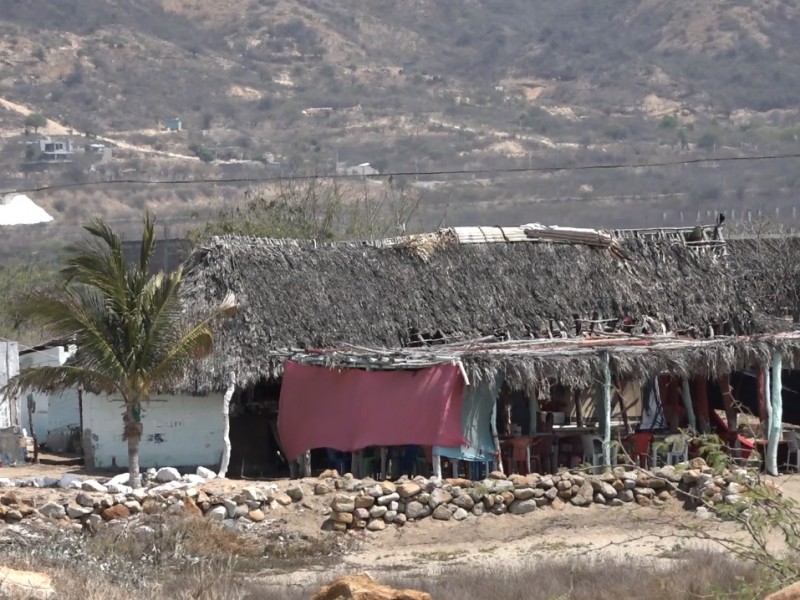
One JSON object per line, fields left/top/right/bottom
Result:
{"left": 2, "top": 214, "right": 235, "bottom": 488}
{"left": 24, "top": 113, "right": 47, "bottom": 134}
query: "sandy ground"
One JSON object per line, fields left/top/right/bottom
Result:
{"left": 3, "top": 458, "right": 800, "bottom": 591}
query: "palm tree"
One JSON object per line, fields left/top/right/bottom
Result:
{"left": 4, "top": 214, "right": 234, "bottom": 488}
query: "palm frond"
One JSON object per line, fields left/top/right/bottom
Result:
{"left": 3, "top": 365, "right": 120, "bottom": 399}
{"left": 148, "top": 291, "right": 237, "bottom": 388}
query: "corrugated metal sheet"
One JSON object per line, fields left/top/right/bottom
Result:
{"left": 451, "top": 226, "right": 532, "bottom": 244}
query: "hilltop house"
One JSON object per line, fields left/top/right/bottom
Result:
{"left": 31, "top": 138, "right": 73, "bottom": 162}
{"left": 162, "top": 117, "right": 182, "bottom": 132}
{"left": 72, "top": 221, "right": 800, "bottom": 478}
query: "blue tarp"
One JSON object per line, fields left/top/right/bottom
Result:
{"left": 435, "top": 374, "right": 503, "bottom": 461}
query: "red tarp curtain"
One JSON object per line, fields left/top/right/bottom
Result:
{"left": 277, "top": 361, "right": 465, "bottom": 461}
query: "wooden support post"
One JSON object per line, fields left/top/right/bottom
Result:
{"left": 217, "top": 372, "right": 236, "bottom": 478}
{"left": 380, "top": 447, "right": 388, "bottom": 481}
{"left": 432, "top": 450, "right": 443, "bottom": 480}
{"left": 767, "top": 353, "right": 783, "bottom": 476}
{"left": 573, "top": 388, "right": 584, "bottom": 428}
{"left": 529, "top": 387, "right": 538, "bottom": 435}
{"left": 614, "top": 378, "right": 630, "bottom": 434}
{"left": 491, "top": 388, "right": 503, "bottom": 475}
{"left": 719, "top": 374, "right": 738, "bottom": 432}
{"left": 756, "top": 368, "right": 767, "bottom": 427}
{"left": 681, "top": 378, "right": 696, "bottom": 432}
{"left": 693, "top": 377, "right": 710, "bottom": 434}
{"left": 668, "top": 376, "right": 681, "bottom": 431}
{"left": 602, "top": 353, "right": 612, "bottom": 468}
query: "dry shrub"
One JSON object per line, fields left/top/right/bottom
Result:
{"left": 381, "top": 551, "right": 765, "bottom": 600}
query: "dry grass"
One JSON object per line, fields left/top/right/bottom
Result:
{"left": 0, "top": 515, "right": 780, "bottom": 599}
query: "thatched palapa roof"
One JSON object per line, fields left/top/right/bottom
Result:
{"left": 176, "top": 222, "right": 798, "bottom": 393}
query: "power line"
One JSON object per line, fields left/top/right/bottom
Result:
{"left": 3, "top": 151, "right": 800, "bottom": 196}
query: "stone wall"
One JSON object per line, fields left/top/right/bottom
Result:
{"left": 0, "top": 459, "right": 765, "bottom": 530}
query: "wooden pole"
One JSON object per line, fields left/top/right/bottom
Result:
{"left": 767, "top": 353, "right": 783, "bottom": 476}
{"left": 681, "top": 378, "right": 696, "bottom": 432}
{"left": 614, "top": 378, "right": 630, "bottom": 434}
{"left": 602, "top": 353, "right": 612, "bottom": 468}
{"left": 529, "top": 386, "right": 538, "bottom": 435}
{"left": 719, "top": 374, "right": 738, "bottom": 432}
{"left": 491, "top": 387, "right": 502, "bottom": 475}
{"left": 668, "top": 376, "right": 681, "bottom": 431}
{"left": 756, "top": 368, "right": 766, "bottom": 426}
{"left": 573, "top": 388, "right": 584, "bottom": 428}
{"left": 693, "top": 377, "right": 710, "bottom": 434}
{"left": 217, "top": 372, "right": 236, "bottom": 478}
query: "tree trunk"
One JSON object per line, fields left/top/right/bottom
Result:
{"left": 128, "top": 430, "right": 142, "bottom": 489}
{"left": 124, "top": 401, "right": 144, "bottom": 488}
{"left": 217, "top": 372, "right": 236, "bottom": 478}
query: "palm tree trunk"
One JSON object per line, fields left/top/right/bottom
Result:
{"left": 124, "top": 401, "right": 144, "bottom": 488}
{"left": 128, "top": 430, "right": 142, "bottom": 488}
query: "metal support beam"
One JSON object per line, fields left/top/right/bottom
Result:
{"left": 681, "top": 378, "right": 696, "bottom": 432}
{"left": 767, "top": 353, "right": 783, "bottom": 476}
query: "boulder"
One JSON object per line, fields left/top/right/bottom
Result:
{"left": 428, "top": 488, "right": 452, "bottom": 509}
{"left": 377, "top": 492, "right": 400, "bottom": 506}
{"left": 508, "top": 499, "right": 538, "bottom": 515}
{"left": 432, "top": 505, "right": 452, "bottom": 521}
{"left": 196, "top": 466, "right": 216, "bottom": 479}
{"left": 598, "top": 482, "right": 617, "bottom": 499}
{"left": 0, "top": 478, "right": 14, "bottom": 488}
{"left": 107, "top": 483, "right": 133, "bottom": 495}
{"left": 273, "top": 492, "right": 293, "bottom": 506}
{"left": 452, "top": 494, "right": 474, "bottom": 510}
{"left": 513, "top": 488, "right": 536, "bottom": 501}
{"left": 315, "top": 482, "right": 332, "bottom": 495}
{"left": 354, "top": 495, "right": 375, "bottom": 509}
{"left": 311, "top": 574, "right": 431, "bottom": 600}
{"left": 570, "top": 481, "right": 594, "bottom": 507}
{"left": 453, "top": 507, "right": 469, "bottom": 521}
{"left": 370, "top": 505, "right": 388, "bottom": 519}
{"left": 58, "top": 474, "right": 83, "bottom": 489}
{"left": 66, "top": 504, "right": 93, "bottom": 519}
{"left": 75, "top": 492, "right": 96, "bottom": 508}
{"left": 155, "top": 467, "right": 181, "bottom": 483}
{"left": 242, "top": 487, "right": 265, "bottom": 503}
{"left": 331, "top": 494, "right": 356, "bottom": 513}
{"left": 81, "top": 480, "right": 108, "bottom": 493}
{"left": 332, "top": 511, "right": 354, "bottom": 525}
{"left": 318, "top": 469, "right": 339, "bottom": 479}
{"left": 354, "top": 508, "right": 370, "bottom": 521}
{"left": 286, "top": 484, "right": 304, "bottom": 502}
{"left": 367, "top": 519, "right": 386, "bottom": 531}
{"left": 0, "top": 567, "right": 55, "bottom": 600}
{"left": 488, "top": 471, "right": 506, "bottom": 480}
{"left": 404, "top": 501, "right": 430, "bottom": 520}
{"left": 39, "top": 502, "right": 66, "bottom": 519}
{"left": 397, "top": 482, "right": 422, "bottom": 498}
{"left": 101, "top": 504, "right": 131, "bottom": 521}
{"left": 207, "top": 506, "right": 227, "bottom": 521}
{"left": 248, "top": 509, "right": 265, "bottom": 522}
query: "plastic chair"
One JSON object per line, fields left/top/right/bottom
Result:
{"left": 786, "top": 431, "right": 800, "bottom": 472}
{"left": 622, "top": 432, "right": 653, "bottom": 468}
{"left": 581, "top": 435, "right": 605, "bottom": 473}
{"left": 504, "top": 436, "right": 532, "bottom": 474}
{"left": 530, "top": 436, "right": 555, "bottom": 474}
{"left": 666, "top": 434, "right": 690, "bottom": 466}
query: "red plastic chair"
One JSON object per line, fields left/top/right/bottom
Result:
{"left": 503, "top": 437, "right": 532, "bottom": 474}
{"left": 622, "top": 432, "right": 654, "bottom": 468}
{"left": 530, "top": 436, "right": 555, "bottom": 474}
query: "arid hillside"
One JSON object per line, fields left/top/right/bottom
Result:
{"left": 1, "top": 0, "right": 800, "bottom": 234}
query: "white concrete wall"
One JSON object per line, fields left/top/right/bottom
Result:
{"left": 82, "top": 393, "right": 224, "bottom": 470}
{"left": 0, "top": 342, "right": 20, "bottom": 429}
{"left": 19, "top": 345, "right": 81, "bottom": 450}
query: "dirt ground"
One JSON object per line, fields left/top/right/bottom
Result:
{"left": 3, "top": 457, "right": 800, "bottom": 592}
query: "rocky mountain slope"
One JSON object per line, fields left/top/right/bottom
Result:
{"left": 1, "top": 0, "right": 800, "bottom": 230}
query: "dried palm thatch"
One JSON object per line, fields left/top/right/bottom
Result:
{"left": 175, "top": 226, "right": 794, "bottom": 394}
